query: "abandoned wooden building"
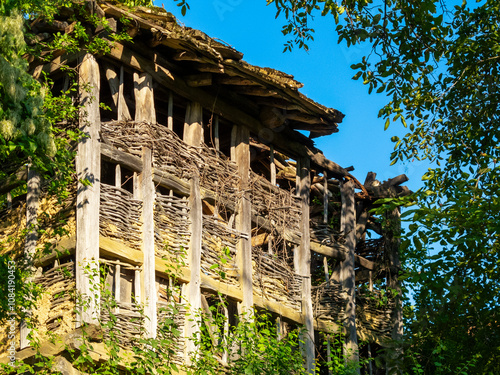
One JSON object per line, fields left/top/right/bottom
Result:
{"left": 0, "top": 1, "right": 410, "bottom": 373}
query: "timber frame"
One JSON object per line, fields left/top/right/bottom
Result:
{"left": 0, "top": 1, "right": 410, "bottom": 374}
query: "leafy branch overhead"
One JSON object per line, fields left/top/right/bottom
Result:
{"left": 261, "top": 0, "right": 500, "bottom": 373}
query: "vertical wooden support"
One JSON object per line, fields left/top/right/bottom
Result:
{"left": 231, "top": 125, "right": 253, "bottom": 313}
{"left": 76, "top": 53, "right": 101, "bottom": 326}
{"left": 134, "top": 72, "right": 156, "bottom": 123}
{"left": 323, "top": 172, "right": 329, "bottom": 224}
{"left": 140, "top": 147, "right": 157, "bottom": 338}
{"left": 297, "top": 157, "right": 315, "bottom": 373}
{"left": 368, "top": 271, "right": 374, "bottom": 375}
{"left": 134, "top": 268, "right": 141, "bottom": 303}
{"left": 340, "top": 179, "right": 359, "bottom": 371}
{"left": 168, "top": 91, "right": 174, "bottom": 131}
{"left": 270, "top": 145, "right": 276, "bottom": 186}
{"left": 105, "top": 64, "right": 131, "bottom": 121}
{"left": 322, "top": 255, "right": 333, "bottom": 375}
{"left": 183, "top": 101, "right": 204, "bottom": 359}
{"left": 214, "top": 115, "right": 220, "bottom": 152}
{"left": 20, "top": 167, "right": 40, "bottom": 348}
{"left": 184, "top": 102, "right": 203, "bottom": 147}
{"left": 114, "top": 262, "right": 121, "bottom": 313}
{"left": 7, "top": 192, "right": 12, "bottom": 208}
{"left": 385, "top": 208, "right": 403, "bottom": 375}
{"left": 115, "top": 164, "right": 121, "bottom": 189}
{"left": 185, "top": 174, "right": 202, "bottom": 359}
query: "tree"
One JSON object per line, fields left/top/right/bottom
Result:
{"left": 261, "top": 0, "right": 500, "bottom": 373}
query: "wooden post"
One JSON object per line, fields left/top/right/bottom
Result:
{"left": 20, "top": 166, "right": 40, "bottom": 348}
{"left": 134, "top": 72, "right": 156, "bottom": 123}
{"left": 115, "top": 164, "right": 121, "bottom": 188}
{"left": 232, "top": 125, "right": 253, "bottom": 313}
{"left": 168, "top": 91, "right": 174, "bottom": 131}
{"left": 297, "top": 157, "right": 315, "bottom": 373}
{"left": 105, "top": 64, "right": 131, "bottom": 121}
{"left": 134, "top": 268, "right": 141, "bottom": 303}
{"left": 323, "top": 171, "right": 329, "bottom": 224}
{"left": 270, "top": 145, "right": 276, "bottom": 186}
{"left": 76, "top": 53, "right": 101, "bottom": 326}
{"left": 340, "top": 179, "right": 359, "bottom": 371}
{"left": 114, "top": 261, "right": 121, "bottom": 313}
{"left": 183, "top": 101, "right": 204, "bottom": 360}
{"left": 368, "top": 271, "right": 374, "bottom": 375}
{"left": 140, "top": 147, "right": 157, "bottom": 338}
{"left": 385, "top": 208, "right": 403, "bottom": 375}
{"left": 214, "top": 115, "right": 220, "bottom": 152}
{"left": 185, "top": 174, "right": 202, "bottom": 359}
{"left": 323, "top": 255, "right": 333, "bottom": 375}
{"left": 184, "top": 102, "right": 203, "bottom": 147}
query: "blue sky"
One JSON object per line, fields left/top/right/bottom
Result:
{"left": 159, "top": 0, "right": 427, "bottom": 191}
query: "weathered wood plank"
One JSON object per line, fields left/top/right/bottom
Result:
{"left": 140, "top": 147, "right": 157, "bottom": 338}
{"left": 133, "top": 72, "right": 156, "bottom": 123}
{"left": 168, "top": 91, "right": 174, "bottom": 131}
{"left": 297, "top": 157, "right": 315, "bottom": 374}
{"left": 214, "top": 115, "right": 220, "bottom": 152}
{"left": 232, "top": 125, "right": 253, "bottom": 312}
{"left": 76, "top": 53, "right": 101, "bottom": 326}
{"left": 270, "top": 145, "right": 276, "bottom": 186}
{"left": 185, "top": 174, "right": 202, "bottom": 360}
{"left": 340, "top": 179, "right": 359, "bottom": 371}
{"left": 183, "top": 102, "right": 203, "bottom": 147}
{"left": 105, "top": 64, "right": 131, "bottom": 121}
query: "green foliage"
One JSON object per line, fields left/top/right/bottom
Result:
{"left": 188, "top": 307, "right": 307, "bottom": 375}
{"left": 260, "top": 0, "right": 500, "bottom": 373}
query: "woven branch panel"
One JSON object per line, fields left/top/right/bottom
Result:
{"left": 36, "top": 261, "right": 76, "bottom": 333}
{"left": 250, "top": 171, "right": 301, "bottom": 248}
{"left": 356, "top": 238, "right": 384, "bottom": 265}
{"left": 155, "top": 193, "right": 191, "bottom": 259}
{"left": 101, "top": 121, "right": 240, "bottom": 205}
{"left": 100, "top": 184, "right": 142, "bottom": 250}
{"left": 310, "top": 222, "right": 343, "bottom": 246}
{"left": 356, "top": 290, "right": 395, "bottom": 339}
{"left": 311, "top": 279, "right": 344, "bottom": 323}
{"left": 157, "top": 302, "right": 187, "bottom": 365}
{"left": 252, "top": 247, "right": 302, "bottom": 310}
{"left": 201, "top": 215, "right": 245, "bottom": 286}
{"left": 100, "top": 301, "right": 143, "bottom": 348}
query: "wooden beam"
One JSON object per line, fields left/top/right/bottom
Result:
{"left": 297, "top": 157, "right": 315, "bottom": 373}
{"left": 140, "top": 147, "right": 157, "bottom": 338}
{"left": 214, "top": 115, "right": 220, "bottom": 152}
{"left": 215, "top": 75, "right": 259, "bottom": 86}
{"left": 185, "top": 174, "right": 202, "bottom": 360}
{"left": 105, "top": 64, "right": 131, "bottom": 121}
{"left": 270, "top": 145, "right": 276, "bottom": 186}
{"left": 133, "top": 72, "right": 156, "bottom": 123}
{"left": 232, "top": 125, "right": 253, "bottom": 312}
{"left": 168, "top": 91, "right": 174, "bottom": 131}
{"left": 340, "top": 180, "right": 359, "bottom": 371}
{"left": 76, "top": 53, "right": 101, "bottom": 327}
{"left": 186, "top": 73, "right": 212, "bottom": 87}
{"left": 310, "top": 241, "right": 346, "bottom": 260}
{"left": 183, "top": 102, "right": 203, "bottom": 147}
{"left": 99, "top": 236, "right": 142, "bottom": 265}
